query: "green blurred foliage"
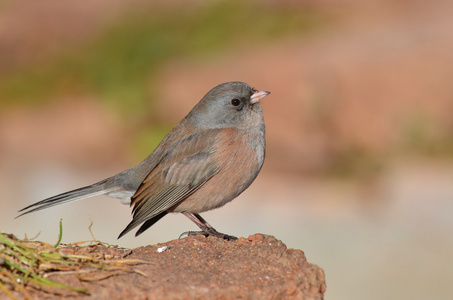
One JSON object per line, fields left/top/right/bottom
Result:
{"left": 1, "top": 1, "right": 451, "bottom": 173}
{"left": 326, "top": 145, "right": 386, "bottom": 178}
{"left": 0, "top": 1, "right": 323, "bottom": 117}
{"left": 0, "top": 1, "right": 325, "bottom": 161}
{"left": 131, "top": 124, "right": 174, "bottom": 161}
{"left": 401, "top": 111, "right": 453, "bottom": 157}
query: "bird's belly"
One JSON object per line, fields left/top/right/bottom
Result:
{"left": 170, "top": 128, "right": 265, "bottom": 213}
{"left": 170, "top": 162, "right": 259, "bottom": 213}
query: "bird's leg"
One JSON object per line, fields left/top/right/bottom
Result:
{"left": 180, "top": 212, "right": 237, "bottom": 241}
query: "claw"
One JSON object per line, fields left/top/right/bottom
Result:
{"left": 178, "top": 229, "right": 237, "bottom": 241}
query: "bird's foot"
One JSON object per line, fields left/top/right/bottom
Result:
{"left": 180, "top": 212, "right": 237, "bottom": 241}
{"left": 179, "top": 229, "right": 237, "bottom": 241}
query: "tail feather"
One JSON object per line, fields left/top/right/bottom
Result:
{"left": 117, "top": 211, "right": 167, "bottom": 239}
{"left": 17, "top": 179, "right": 111, "bottom": 218}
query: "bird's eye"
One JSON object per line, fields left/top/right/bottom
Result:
{"left": 231, "top": 99, "right": 241, "bottom": 106}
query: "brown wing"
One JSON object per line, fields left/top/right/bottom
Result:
{"left": 118, "top": 129, "right": 222, "bottom": 237}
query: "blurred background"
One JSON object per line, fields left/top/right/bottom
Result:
{"left": 1, "top": 0, "right": 453, "bottom": 299}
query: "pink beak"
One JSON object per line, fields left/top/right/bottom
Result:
{"left": 250, "top": 90, "right": 270, "bottom": 104}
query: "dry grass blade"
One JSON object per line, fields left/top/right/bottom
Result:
{"left": 0, "top": 226, "right": 150, "bottom": 299}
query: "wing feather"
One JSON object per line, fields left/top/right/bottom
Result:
{"left": 118, "top": 129, "right": 221, "bottom": 237}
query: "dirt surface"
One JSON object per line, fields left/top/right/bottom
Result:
{"left": 8, "top": 234, "right": 325, "bottom": 300}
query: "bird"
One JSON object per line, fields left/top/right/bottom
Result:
{"left": 17, "top": 81, "right": 270, "bottom": 241}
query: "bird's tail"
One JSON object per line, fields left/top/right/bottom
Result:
{"left": 16, "top": 178, "right": 112, "bottom": 218}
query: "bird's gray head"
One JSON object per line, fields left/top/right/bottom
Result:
{"left": 187, "top": 82, "right": 270, "bottom": 129}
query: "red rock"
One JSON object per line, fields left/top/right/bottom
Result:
{"left": 22, "top": 234, "right": 325, "bottom": 299}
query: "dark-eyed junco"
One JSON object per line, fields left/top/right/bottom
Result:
{"left": 18, "top": 82, "right": 270, "bottom": 240}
